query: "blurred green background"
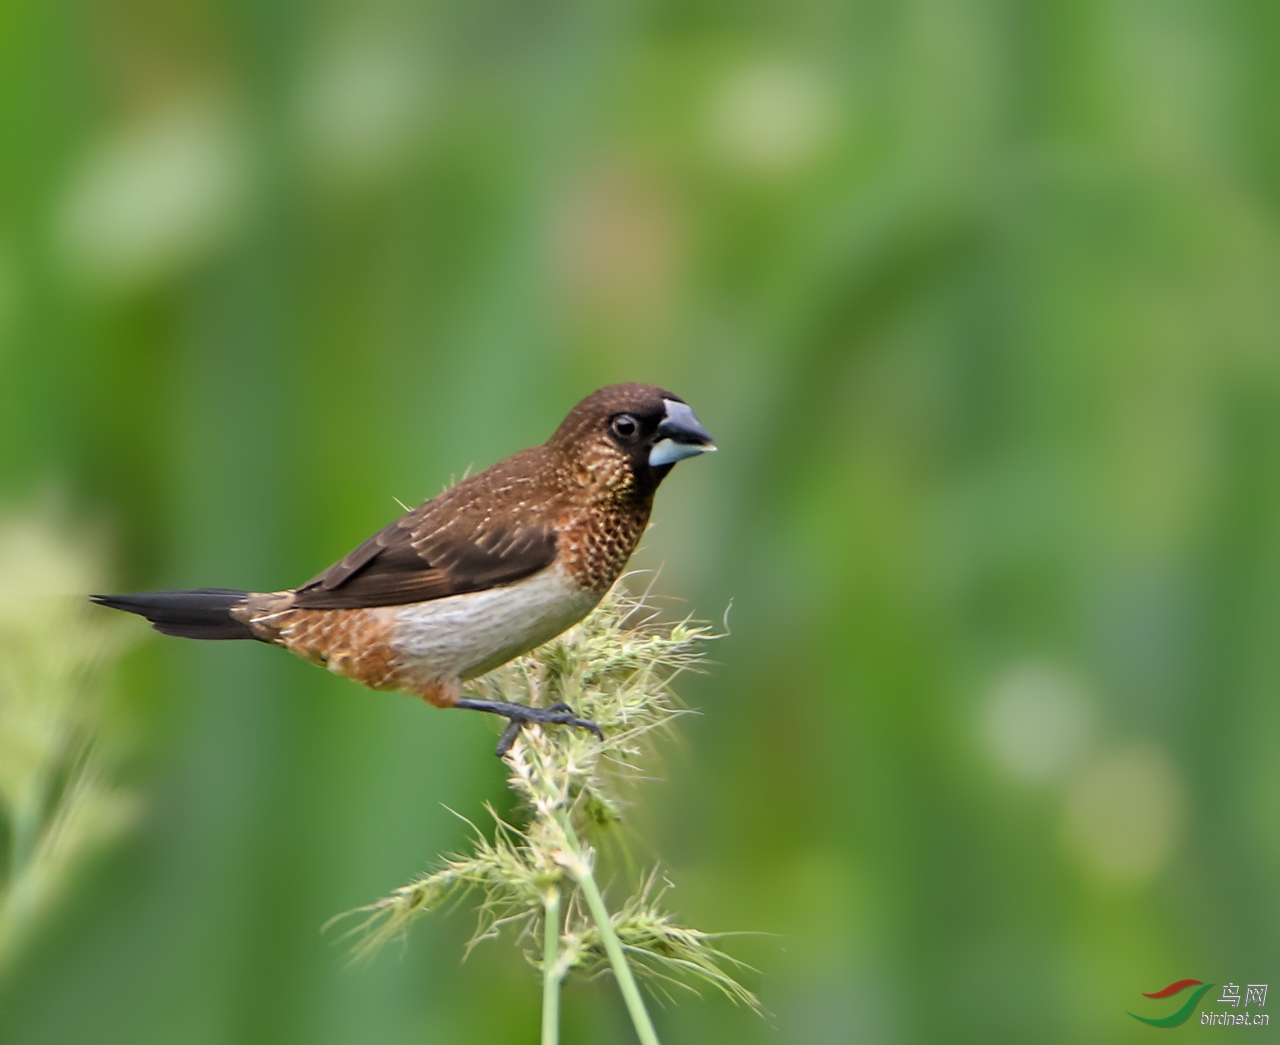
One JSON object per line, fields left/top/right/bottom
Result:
{"left": 3, "top": 0, "right": 1280, "bottom": 1041}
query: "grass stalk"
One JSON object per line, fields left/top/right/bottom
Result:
{"left": 541, "top": 887, "right": 563, "bottom": 1045}
{"left": 558, "top": 815, "right": 660, "bottom": 1045}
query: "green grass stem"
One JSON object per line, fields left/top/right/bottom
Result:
{"left": 559, "top": 815, "right": 660, "bottom": 1045}
{"left": 541, "top": 888, "right": 563, "bottom": 1045}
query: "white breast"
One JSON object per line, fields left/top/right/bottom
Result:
{"left": 391, "top": 564, "right": 599, "bottom": 681}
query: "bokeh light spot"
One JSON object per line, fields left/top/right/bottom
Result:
{"left": 705, "top": 60, "right": 835, "bottom": 177}
{"left": 1063, "top": 746, "right": 1186, "bottom": 884}
{"left": 55, "top": 98, "right": 244, "bottom": 294}
{"left": 296, "top": 31, "right": 430, "bottom": 188}
{"left": 981, "top": 662, "right": 1094, "bottom": 783}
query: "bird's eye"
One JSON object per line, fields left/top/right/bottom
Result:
{"left": 611, "top": 414, "right": 638, "bottom": 440}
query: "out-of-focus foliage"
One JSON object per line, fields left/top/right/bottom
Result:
{"left": 2, "top": 0, "right": 1280, "bottom": 1042}
{"left": 0, "top": 508, "right": 135, "bottom": 974}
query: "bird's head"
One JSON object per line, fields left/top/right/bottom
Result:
{"left": 548, "top": 383, "right": 716, "bottom": 499}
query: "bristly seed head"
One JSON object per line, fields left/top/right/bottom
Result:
{"left": 329, "top": 577, "right": 761, "bottom": 1014}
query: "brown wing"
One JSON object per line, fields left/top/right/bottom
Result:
{"left": 291, "top": 454, "right": 558, "bottom": 610}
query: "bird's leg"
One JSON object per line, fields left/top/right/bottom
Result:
{"left": 453, "top": 697, "right": 605, "bottom": 758}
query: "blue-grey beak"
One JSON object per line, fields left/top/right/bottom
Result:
{"left": 649, "top": 399, "right": 716, "bottom": 467}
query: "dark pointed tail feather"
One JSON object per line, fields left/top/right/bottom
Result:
{"left": 89, "top": 588, "right": 258, "bottom": 640}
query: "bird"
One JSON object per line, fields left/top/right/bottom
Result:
{"left": 91, "top": 383, "right": 715, "bottom": 755}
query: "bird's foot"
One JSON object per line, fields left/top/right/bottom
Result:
{"left": 454, "top": 697, "right": 604, "bottom": 757}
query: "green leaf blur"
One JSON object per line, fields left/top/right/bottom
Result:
{"left": 2, "top": 0, "right": 1278, "bottom": 1042}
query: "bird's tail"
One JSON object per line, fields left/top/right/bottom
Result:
{"left": 90, "top": 588, "right": 259, "bottom": 640}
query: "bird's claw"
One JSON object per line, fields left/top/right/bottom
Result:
{"left": 454, "top": 696, "right": 604, "bottom": 757}
{"left": 493, "top": 704, "right": 603, "bottom": 757}
{"left": 497, "top": 718, "right": 522, "bottom": 756}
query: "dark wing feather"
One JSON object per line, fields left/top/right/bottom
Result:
{"left": 308, "top": 520, "right": 406, "bottom": 592}
{"left": 291, "top": 475, "right": 558, "bottom": 610}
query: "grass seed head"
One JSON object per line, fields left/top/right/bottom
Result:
{"left": 337, "top": 580, "right": 758, "bottom": 1011}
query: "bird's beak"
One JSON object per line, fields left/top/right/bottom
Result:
{"left": 649, "top": 399, "right": 717, "bottom": 467}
